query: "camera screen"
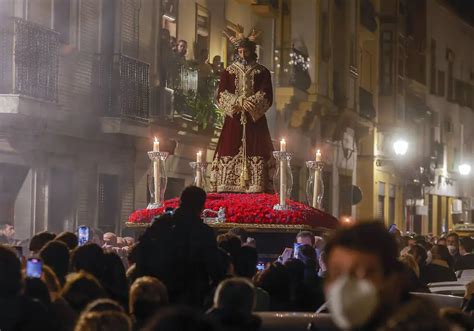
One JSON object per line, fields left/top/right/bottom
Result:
{"left": 26, "top": 258, "right": 42, "bottom": 278}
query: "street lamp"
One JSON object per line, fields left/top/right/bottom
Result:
{"left": 459, "top": 163, "right": 472, "bottom": 176}
{"left": 393, "top": 139, "right": 409, "bottom": 156}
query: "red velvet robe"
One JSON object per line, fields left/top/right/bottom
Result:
{"left": 210, "top": 61, "right": 274, "bottom": 193}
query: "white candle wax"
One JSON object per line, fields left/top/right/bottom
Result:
{"left": 153, "top": 138, "right": 160, "bottom": 152}
{"left": 279, "top": 140, "right": 286, "bottom": 206}
{"left": 280, "top": 139, "right": 286, "bottom": 152}
{"left": 153, "top": 138, "right": 160, "bottom": 204}
{"left": 196, "top": 151, "right": 202, "bottom": 187}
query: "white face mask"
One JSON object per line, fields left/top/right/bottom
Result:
{"left": 326, "top": 275, "right": 379, "bottom": 330}
{"left": 447, "top": 245, "right": 458, "bottom": 256}
{"left": 426, "top": 250, "right": 433, "bottom": 264}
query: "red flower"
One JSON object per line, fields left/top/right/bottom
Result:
{"left": 128, "top": 193, "right": 338, "bottom": 229}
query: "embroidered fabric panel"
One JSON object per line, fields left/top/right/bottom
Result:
{"left": 218, "top": 90, "right": 238, "bottom": 117}
{"left": 245, "top": 91, "right": 270, "bottom": 122}
{"left": 210, "top": 149, "right": 266, "bottom": 193}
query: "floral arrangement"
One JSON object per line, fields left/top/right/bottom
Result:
{"left": 128, "top": 193, "right": 338, "bottom": 229}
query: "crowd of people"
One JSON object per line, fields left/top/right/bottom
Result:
{"left": 1, "top": 186, "right": 474, "bottom": 330}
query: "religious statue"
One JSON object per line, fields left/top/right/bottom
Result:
{"left": 210, "top": 26, "right": 274, "bottom": 193}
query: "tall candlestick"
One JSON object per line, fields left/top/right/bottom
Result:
{"left": 280, "top": 139, "right": 287, "bottom": 206}
{"left": 312, "top": 150, "right": 321, "bottom": 208}
{"left": 153, "top": 138, "right": 160, "bottom": 204}
{"left": 196, "top": 151, "right": 202, "bottom": 187}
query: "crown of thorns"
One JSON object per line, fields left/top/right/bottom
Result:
{"left": 223, "top": 25, "right": 261, "bottom": 47}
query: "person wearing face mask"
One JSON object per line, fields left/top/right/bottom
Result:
{"left": 446, "top": 232, "right": 461, "bottom": 262}
{"left": 419, "top": 244, "right": 457, "bottom": 284}
{"left": 322, "top": 222, "right": 443, "bottom": 330}
{"left": 455, "top": 237, "right": 474, "bottom": 271}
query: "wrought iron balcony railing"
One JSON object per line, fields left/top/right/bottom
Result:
{"left": 94, "top": 54, "right": 150, "bottom": 120}
{"left": 0, "top": 17, "right": 59, "bottom": 102}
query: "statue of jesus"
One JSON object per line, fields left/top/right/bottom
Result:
{"left": 210, "top": 27, "right": 274, "bottom": 193}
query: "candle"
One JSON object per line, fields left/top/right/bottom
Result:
{"left": 316, "top": 149, "right": 321, "bottom": 162}
{"left": 279, "top": 139, "right": 286, "bottom": 206}
{"left": 196, "top": 151, "right": 202, "bottom": 187}
{"left": 153, "top": 138, "right": 161, "bottom": 204}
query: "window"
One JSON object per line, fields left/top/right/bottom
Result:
{"left": 437, "top": 70, "right": 445, "bottom": 96}
{"left": 195, "top": 4, "right": 210, "bottom": 61}
{"left": 430, "top": 39, "right": 436, "bottom": 94}
{"left": 49, "top": 168, "right": 74, "bottom": 233}
{"left": 378, "top": 182, "right": 386, "bottom": 221}
{"left": 380, "top": 30, "right": 393, "bottom": 95}
{"left": 320, "top": 0, "right": 331, "bottom": 62}
{"left": 428, "top": 195, "right": 433, "bottom": 233}
{"left": 389, "top": 184, "right": 395, "bottom": 225}
{"left": 339, "top": 175, "right": 352, "bottom": 217}
{"left": 98, "top": 174, "right": 120, "bottom": 233}
{"left": 53, "top": 0, "right": 71, "bottom": 44}
{"left": 101, "top": 0, "right": 116, "bottom": 57}
{"left": 447, "top": 49, "right": 454, "bottom": 101}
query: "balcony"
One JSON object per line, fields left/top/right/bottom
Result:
{"left": 94, "top": 54, "right": 150, "bottom": 136}
{"left": 0, "top": 18, "right": 59, "bottom": 102}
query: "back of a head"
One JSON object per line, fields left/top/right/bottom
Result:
{"left": 325, "top": 221, "right": 398, "bottom": 276}
{"left": 0, "top": 245, "right": 22, "bottom": 298}
{"left": 234, "top": 246, "right": 258, "bottom": 278}
{"left": 61, "top": 272, "right": 107, "bottom": 313}
{"left": 432, "top": 244, "right": 451, "bottom": 263}
{"left": 460, "top": 237, "right": 474, "bottom": 254}
{"left": 298, "top": 244, "right": 317, "bottom": 263}
{"left": 75, "top": 311, "right": 131, "bottom": 331}
{"left": 29, "top": 231, "right": 56, "bottom": 253}
{"left": 55, "top": 231, "right": 78, "bottom": 250}
{"left": 179, "top": 186, "right": 206, "bottom": 214}
{"left": 24, "top": 277, "right": 51, "bottom": 307}
{"left": 39, "top": 240, "right": 70, "bottom": 283}
{"left": 408, "top": 244, "right": 428, "bottom": 265}
{"left": 217, "top": 233, "right": 241, "bottom": 260}
{"left": 144, "top": 306, "right": 218, "bottom": 331}
{"left": 83, "top": 298, "right": 124, "bottom": 314}
{"left": 71, "top": 243, "right": 105, "bottom": 280}
{"left": 228, "top": 228, "right": 249, "bottom": 244}
{"left": 130, "top": 276, "right": 169, "bottom": 321}
{"left": 214, "top": 278, "right": 255, "bottom": 315}
{"left": 42, "top": 265, "right": 61, "bottom": 298}
{"left": 296, "top": 231, "right": 315, "bottom": 246}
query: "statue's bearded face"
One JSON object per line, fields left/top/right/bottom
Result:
{"left": 237, "top": 47, "right": 252, "bottom": 64}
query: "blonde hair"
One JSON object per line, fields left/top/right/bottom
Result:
{"left": 74, "top": 311, "right": 131, "bottom": 331}
{"left": 41, "top": 265, "right": 61, "bottom": 300}
{"left": 129, "top": 276, "right": 168, "bottom": 316}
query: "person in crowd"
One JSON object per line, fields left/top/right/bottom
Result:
{"left": 446, "top": 232, "right": 461, "bottom": 261}
{"left": 39, "top": 240, "right": 70, "bottom": 286}
{"left": 234, "top": 246, "right": 269, "bottom": 311}
{"left": 217, "top": 248, "right": 234, "bottom": 278}
{"left": 29, "top": 231, "right": 56, "bottom": 256}
{"left": 296, "top": 231, "right": 315, "bottom": 246}
{"left": 61, "top": 271, "right": 108, "bottom": 314}
{"left": 437, "top": 236, "right": 447, "bottom": 246}
{"left": 176, "top": 39, "right": 188, "bottom": 60}
{"left": 211, "top": 55, "right": 224, "bottom": 75}
{"left": 255, "top": 263, "right": 291, "bottom": 311}
{"left": 455, "top": 237, "right": 474, "bottom": 271}
{"left": 207, "top": 278, "right": 261, "bottom": 331}
{"left": 55, "top": 231, "right": 78, "bottom": 250}
{"left": 217, "top": 233, "right": 241, "bottom": 262}
{"left": 135, "top": 186, "right": 224, "bottom": 307}
{"left": 71, "top": 243, "right": 106, "bottom": 282}
{"left": 83, "top": 298, "right": 124, "bottom": 314}
{"left": 24, "top": 277, "right": 51, "bottom": 308}
{"left": 74, "top": 311, "right": 132, "bottom": 331}
{"left": 420, "top": 244, "right": 457, "bottom": 284}
{"left": 440, "top": 308, "right": 474, "bottom": 331}
{"left": 101, "top": 252, "right": 129, "bottom": 310}
{"left": 143, "top": 307, "right": 218, "bottom": 331}
{"left": 399, "top": 254, "right": 430, "bottom": 293}
{"left": 295, "top": 244, "right": 325, "bottom": 310}
{"left": 408, "top": 244, "right": 428, "bottom": 273}
{"left": 324, "top": 221, "right": 443, "bottom": 330}
{"left": 227, "top": 227, "right": 249, "bottom": 245}
{"left": 103, "top": 232, "right": 118, "bottom": 247}
{"left": 0, "top": 223, "right": 16, "bottom": 245}
{"left": 123, "top": 237, "right": 135, "bottom": 247}
{"left": 41, "top": 265, "right": 61, "bottom": 300}
{"left": 129, "top": 276, "right": 169, "bottom": 331}
{"left": 0, "top": 245, "right": 54, "bottom": 330}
